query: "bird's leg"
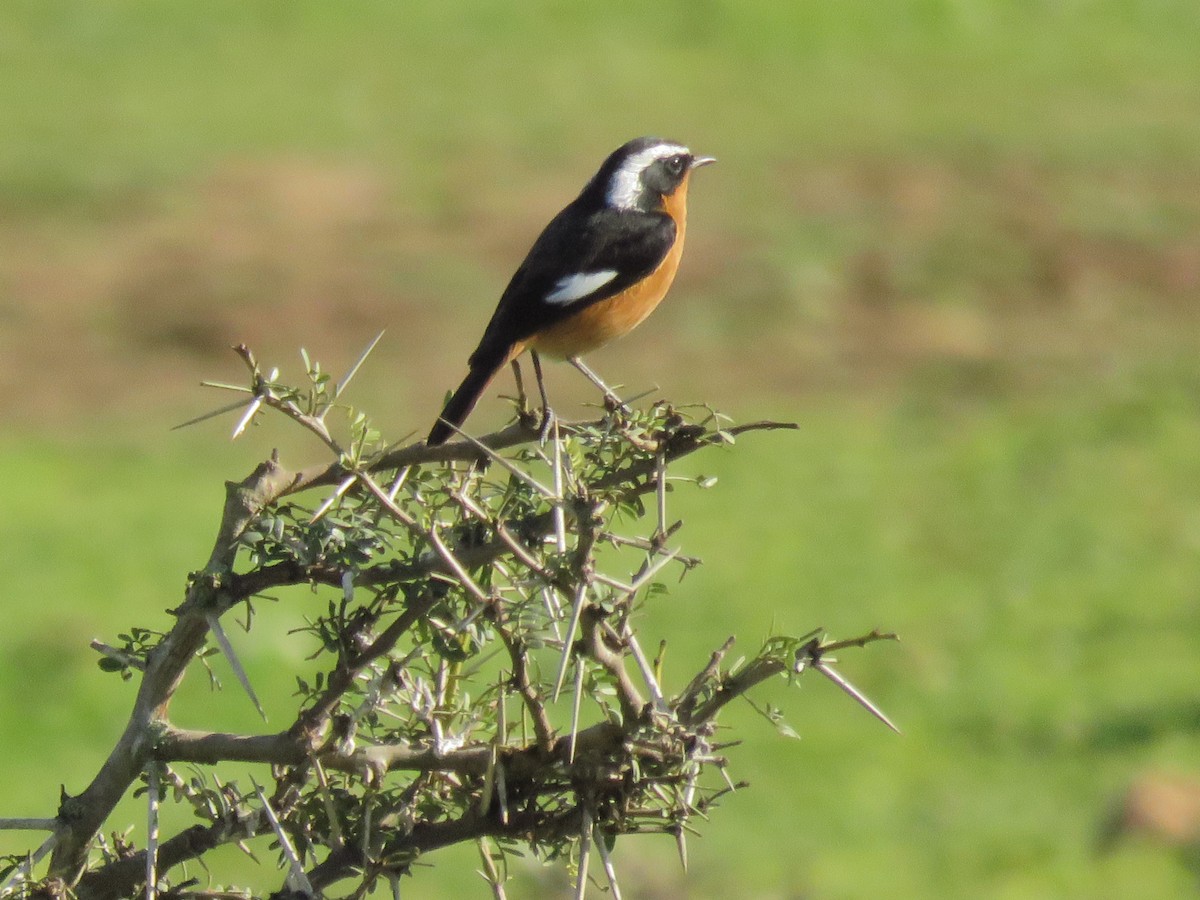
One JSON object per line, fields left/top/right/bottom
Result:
{"left": 530, "top": 350, "right": 556, "bottom": 444}
{"left": 511, "top": 357, "right": 542, "bottom": 434}
{"left": 511, "top": 359, "right": 529, "bottom": 411}
{"left": 569, "top": 356, "right": 628, "bottom": 413}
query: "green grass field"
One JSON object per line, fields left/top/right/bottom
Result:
{"left": 3, "top": 1, "right": 1200, "bottom": 896}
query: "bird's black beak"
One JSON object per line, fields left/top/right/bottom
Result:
{"left": 690, "top": 156, "right": 717, "bottom": 169}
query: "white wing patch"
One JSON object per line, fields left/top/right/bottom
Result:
{"left": 545, "top": 269, "right": 619, "bottom": 305}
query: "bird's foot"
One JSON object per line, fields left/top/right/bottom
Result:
{"left": 601, "top": 390, "right": 630, "bottom": 416}
{"left": 516, "top": 403, "right": 542, "bottom": 435}
{"left": 537, "top": 405, "right": 558, "bottom": 446}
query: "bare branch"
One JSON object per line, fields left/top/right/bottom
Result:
{"left": 679, "top": 657, "right": 789, "bottom": 728}
{"left": 0, "top": 818, "right": 57, "bottom": 831}
{"left": 675, "top": 637, "right": 736, "bottom": 723}
{"left": 29, "top": 343, "right": 870, "bottom": 900}
{"left": 488, "top": 603, "right": 556, "bottom": 756}
{"left": 50, "top": 453, "right": 292, "bottom": 881}
{"left": 581, "top": 607, "right": 644, "bottom": 724}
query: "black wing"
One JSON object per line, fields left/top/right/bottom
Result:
{"left": 467, "top": 205, "right": 675, "bottom": 367}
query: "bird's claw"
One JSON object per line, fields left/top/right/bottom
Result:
{"left": 602, "top": 392, "right": 631, "bottom": 416}
{"left": 537, "top": 405, "right": 558, "bottom": 446}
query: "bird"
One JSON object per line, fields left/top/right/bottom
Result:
{"left": 425, "top": 136, "right": 715, "bottom": 446}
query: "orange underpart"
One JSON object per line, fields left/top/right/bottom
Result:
{"left": 531, "top": 173, "right": 692, "bottom": 359}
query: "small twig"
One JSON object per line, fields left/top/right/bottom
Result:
{"left": 0, "top": 818, "right": 58, "bottom": 831}
{"left": 540, "top": 586, "right": 565, "bottom": 642}
{"left": 478, "top": 744, "right": 497, "bottom": 820}
{"left": 486, "top": 599, "right": 555, "bottom": 755}
{"left": 428, "top": 525, "right": 490, "bottom": 605}
{"left": 820, "top": 629, "right": 900, "bottom": 653}
{"left": 476, "top": 837, "right": 508, "bottom": 900}
{"left": 683, "top": 656, "right": 788, "bottom": 727}
{"left": 453, "top": 491, "right": 557, "bottom": 586}
{"left": 495, "top": 677, "right": 508, "bottom": 748}
{"left": 617, "top": 547, "right": 681, "bottom": 603}
{"left": 435, "top": 420, "right": 556, "bottom": 500}
{"left": 360, "top": 786, "right": 375, "bottom": 869}
{"left": 599, "top": 529, "right": 698, "bottom": 567}
{"left": 675, "top": 636, "right": 736, "bottom": 722}
{"left": 312, "top": 757, "right": 345, "bottom": 851}
{"left": 89, "top": 640, "right": 148, "bottom": 672}
{"left": 591, "top": 571, "right": 635, "bottom": 594}
{"left": 359, "top": 470, "right": 421, "bottom": 530}
{"left": 581, "top": 607, "right": 643, "bottom": 723}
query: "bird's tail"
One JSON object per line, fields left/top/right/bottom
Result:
{"left": 426, "top": 352, "right": 508, "bottom": 446}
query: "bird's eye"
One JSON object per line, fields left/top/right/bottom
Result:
{"left": 664, "top": 155, "right": 686, "bottom": 176}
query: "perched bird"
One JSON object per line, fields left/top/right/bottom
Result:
{"left": 426, "top": 136, "right": 714, "bottom": 446}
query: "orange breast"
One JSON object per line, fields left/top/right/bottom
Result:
{"left": 530, "top": 174, "right": 691, "bottom": 360}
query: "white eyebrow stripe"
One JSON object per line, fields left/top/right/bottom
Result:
{"left": 545, "top": 270, "right": 619, "bottom": 305}
{"left": 606, "top": 142, "right": 689, "bottom": 210}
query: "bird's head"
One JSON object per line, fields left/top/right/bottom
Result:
{"left": 590, "top": 137, "right": 716, "bottom": 212}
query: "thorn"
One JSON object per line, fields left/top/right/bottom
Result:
{"left": 621, "top": 630, "right": 667, "bottom": 713}
{"left": 250, "top": 777, "right": 313, "bottom": 896}
{"left": 552, "top": 582, "right": 588, "bottom": 703}
{"left": 334, "top": 330, "right": 385, "bottom": 400}
{"left": 230, "top": 396, "right": 264, "bottom": 440}
{"left": 309, "top": 474, "right": 359, "bottom": 523}
{"left": 146, "top": 763, "right": 160, "bottom": 900}
{"left": 0, "top": 832, "right": 58, "bottom": 897}
{"left": 552, "top": 420, "right": 567, "bottom": 553}
{"left": 206, "top": 614, "right": 266, "bottom": 721}
{"left": 593, "top": 821, "right": 623, "bottom": 900}
{"left": 574, "top": 805, "right": 593, "bottom": 900}
{"left": 568, "top": 659, "right": 585, "bottom": 765}
{"left": 171, "top": 396, "right": 255, "bottom": 431}
{"left": 436, "top": 419, "right": 556, "bottom": 499}
{"left": 814, "top": 661, "right": 902, "bottom": 734}
{"left": 495, "top": 759, "right": 509, "bottom": 827}
{"left": 655, "top": 452, "right": 667, "bottom": 539}
{"left": 231, "top": 367, "right": 278, "bottom": 440}
{"left": 312, "top": 758, "right": 344, "bottom": 851}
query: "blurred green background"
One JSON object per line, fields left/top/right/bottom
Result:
{"left": 3, "top": 1, "right": 1200, "bottom": 896}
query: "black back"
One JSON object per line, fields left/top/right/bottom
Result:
{"left": 468, "top": 194, "right": 676, "bottom": 367}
